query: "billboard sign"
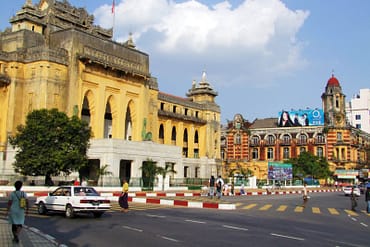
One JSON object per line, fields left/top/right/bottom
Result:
{"left": 278, "top": 109, "right": 324, "bottom": 127}
{"left": 268, "top": 162, "right": 293, "bottom": 180}
{"left": 334, "top": 169, "right": 358, "bottom": 179}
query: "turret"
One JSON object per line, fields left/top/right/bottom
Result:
{"left": 321, "top": 74, "right": 346, "bottom": 127}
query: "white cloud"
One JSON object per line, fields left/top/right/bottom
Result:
{"left": 93, "top": 0, "right": 310, "bottom": 88}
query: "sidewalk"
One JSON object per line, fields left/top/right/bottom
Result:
{"left": 0, "top": 219, "right": 64, "bottom": 247}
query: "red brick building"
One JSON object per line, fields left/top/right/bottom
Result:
{"left": 221, "top": 75, "right": 370, "bottom": 180}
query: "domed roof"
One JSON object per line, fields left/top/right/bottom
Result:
{"left": 327, "top": 74, "right": 340, "bottom": 86}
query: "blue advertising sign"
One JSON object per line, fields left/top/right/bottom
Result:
{"left": 278, "top": 109, "right": 324, "bottom": 127}
{"left": 268, "top": 162, "right": 293, "bottom": 180}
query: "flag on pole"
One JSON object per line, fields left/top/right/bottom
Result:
{"left": 112, "top": 0, "right": 115, "bottom": 14}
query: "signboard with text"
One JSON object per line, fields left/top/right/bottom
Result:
{"left": 268, "top": 162, "right": 293, "bottom": 180}
{"left": 278, "top": 109, "right": 324, "bottom": 127}
{"left": 334, "top": 169, "right": 358, "bottom": 179}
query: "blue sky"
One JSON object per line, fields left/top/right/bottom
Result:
{"left": 1, "top": 0, "right": 369, "bottom": 124}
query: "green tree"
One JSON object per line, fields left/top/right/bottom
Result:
{"left": 288, "top": 151, "right": 332, "bottom": 181}
{"left": 9, "top": 108, "right": 91, "bottom": 185}
{"left": 140, "top": 159, "right": 174, "bottom": 190}
{"left": 157, "top": 163, "right": 177, "bottom": 191}
{"left": 97, "top": 164, "right": 113, "bottom": 186}
{"left": 140, "top": 159, "right": 157, "bottom": 189}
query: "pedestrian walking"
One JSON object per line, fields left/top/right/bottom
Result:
{"left": 240, "top": 183, "right": 245, "bottom": 195}
{"left": 119, "top": 179, "right": 129, "bottom": 212}
{"left": 350, "top": 187, "right": 358, "bottom": 211}
{"left": 7, "top": 180, "right": 29, "bottom": 243}
{"left": 223, "top": 183, "right": 229, "bottom": 196}
{"left": 208, "top": 175, "right": 215, "bottom": 198}
{"left": 216, "top": 176, "right": 224, "bottom": 199}
{"left": 365, "top": 185, "right": 370, "bottom": 214}
{"left": 302, "top": 183, "right": 309, "bottom": 208}
{"left": 230, "top": 181, "right": 235, "bottom": 196}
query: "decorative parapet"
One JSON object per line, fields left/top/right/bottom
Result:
{"left": 158, "top": 92, "right": 220, "bottom": 112}
{"left": 158, "top": 109, "right": 207, "bottom": 124}
{"left": 0, "top": 46, "right": 68, "bottom": 65}
{"left": 79, "top": 46, "right": 150, "bottom": 78}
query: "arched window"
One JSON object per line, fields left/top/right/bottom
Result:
{"left": 183, "top": 129, "right": 188, "bottom": 143}
{"left": 299, "top": 134, "right": 307, "bottom": 145}
{"left": 266, "top": 135, "right": 275, "bottom": 145}
{"left": 104, "top": 102, "right": 112, "bottom": 138}
{"left": 282, "top": 134, "right": 291, "bottom": 145}
{"left": 159, "top": 124, "right": 164, "bottom": 139}
{"left": 81, "top": 96, "right": 91, "bottom": 125}
{"left": 194, "top": 131, "right": 199, "bottom": 143}
{"left": 125, "top": 106, "right": 132, "bottom": 140}
{"left": 317, "top": 134, "right": 325, "bottom": 143}
{"left": 171, "top": 126, "right": 176, "bottom": 145}
{"left": 183, "top": 128, "right": 188, "bottom": 157}
{"left": 251, "top": 136, "right": 259, "bottom": 145}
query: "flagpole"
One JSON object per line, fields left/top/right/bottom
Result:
{"left": 112, "top": 0, "right": 115, "bottom": 40}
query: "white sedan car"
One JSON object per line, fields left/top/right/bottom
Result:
{"left": 35, "top": 186, "right": 111, "bottom": 218}
{"left": 342, "top": 185, "right": 361, "bottom": 197}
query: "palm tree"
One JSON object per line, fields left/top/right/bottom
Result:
{"left": 140, "top": 159, "right": 177, "bottom": 190}
{"left": 97, "top": 164, "right": 113, "bottom": 186}
{"left": 140, "top": 159, "right": 158, "bottom": 190}
{"left": 157, "top": 163, "right": 177, "bottom": 191}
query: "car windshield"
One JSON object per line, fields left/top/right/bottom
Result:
{"left": 74, "top": 187, "right": 99, "bottom": 196}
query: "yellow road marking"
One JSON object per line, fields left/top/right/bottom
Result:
{"left": 360, "top": 210, "right": 370, "bottom": 216}
{"left": 312, "top": 207, "right": 321, "bottom": 214}
{"left": 276, "top": 205, "right": 287, "bottom": 212}
{"left": 243, "top": 203, "right": 257, "bottom": 210}
{"left": 259, "top": 204, "right": 272, "bottom": 211}
{"left": 344, "top": 209, "right": 358, "bottom": 216}
{"left": 294, "top": 206, "right": 304, "bottom": 212}
{"left": 328, "top": 208, "right": 339, "bottom": 215}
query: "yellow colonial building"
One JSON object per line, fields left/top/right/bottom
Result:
{"left": 0, "top": 0, "right": 221, "bottom": 186}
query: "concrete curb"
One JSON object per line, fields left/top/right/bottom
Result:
{"left": 0, "top": 188, "right": 340, "bottom": 197}
{"left": 0, "top": 188, "right": 341, "bottom": 210}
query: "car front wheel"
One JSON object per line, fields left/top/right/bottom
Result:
{"left": 65, "top": 205, "right": 75, "bottom": 218}
{"left": 37, "top": 202, "right": 47, "bottom": 215}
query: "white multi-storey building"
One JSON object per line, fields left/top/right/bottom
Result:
{"left": 346, "top": 88, "right": 370, "bottom": 134}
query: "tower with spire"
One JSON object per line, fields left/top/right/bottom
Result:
{"left": 321, "top": 74, "right": 347, "bottom": 128}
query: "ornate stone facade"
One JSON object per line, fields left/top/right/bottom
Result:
{"left": 0, "top": 0, "right": 221, "bottom": 185}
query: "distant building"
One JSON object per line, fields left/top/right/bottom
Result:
{"left": 0, "top": 0, "right": 221, "bottom": 186}
{"left": 346, "top": 88, "right": 370, "bottom": 134}
{"left": 221, "top": 75, "right": 370, "bottom": 181}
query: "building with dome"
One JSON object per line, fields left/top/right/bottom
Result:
{"left": 221, "top": 75, "right": 370, "bottom": 183}
{"left": 0, "top": 0, "right": 221, "bottom": 186}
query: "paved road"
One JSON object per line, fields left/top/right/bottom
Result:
{"left": 1, "top": 192, "right": 369, "bottom": 247}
